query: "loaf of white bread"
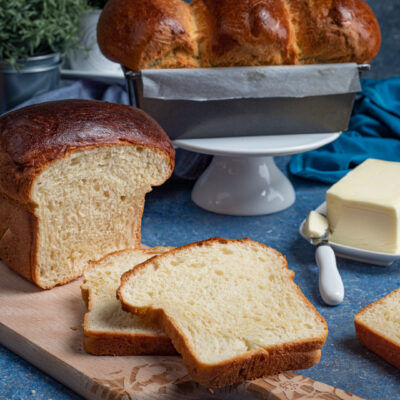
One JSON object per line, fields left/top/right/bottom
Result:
{"left": 98, "top": 0, "right": 381, "bottom": 71}
{"left": 118, "top": 237, "right": 328, "bottom": 387}
{"left": 0, "top": 100, "right": 174, "bottom": 289}
{"left": 355, "top": 288, "right": 400, "bottom": 370}
{"left": 81, "top": 247, "right": 176, "bottom": 356}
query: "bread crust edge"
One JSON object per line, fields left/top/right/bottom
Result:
{"left": 118, "top": 237, "right": 328, "bottom": 387}
{"left": 354, "top": 289, "right": 400, "bottom": 370}
{"left": 81, "top": 247, "right": 177, "bottom": 356}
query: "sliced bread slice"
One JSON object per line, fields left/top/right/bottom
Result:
{"left": 118, "top": 237, "right": 328, "bottom": 387}
{"left": 81, "top": 247, "right": 177, "bottom": 356}
{"left": 355, "top": 288, "right": 400, "bottom": 370}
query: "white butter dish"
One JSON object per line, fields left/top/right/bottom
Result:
{"left": 300, "top": 203, "right": 400, "bottom": 266}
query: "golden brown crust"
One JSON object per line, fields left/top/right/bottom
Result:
{"left": 97, "top": 0, "right": 200, "bottom": 71}
{"left": 355, "top": 322, "right": 400, "bottom": 370}
{"left": 98, "top": 0, "right": 380, "bottom": 70}
{"left": 83, "top": 333, "right": 177, "bottom": 356}
{"left": 82, "top": 247, "right": 177, "bottom": 356}
{"left": 285, "top": 0, "right": 381, "bottom": 64}
{"left": 0, "top": 100, "right": 175, "bottom": 206}
{"left": 193, "top": 0, "right": 298, "bottom": 67}
{"left": 0, "top": 194, "right": 37, "bottom": 283}
{"left": 118, "top": 237, "right": 328, "bottom": 387}
{"left": 354, "top": 289, "right": 400, "bottom": 370}
{"left": 0, "top": 191, "right": 76, "bottom": 291}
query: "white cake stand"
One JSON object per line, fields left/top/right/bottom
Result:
{"left": 174, "top": 133, "right": 341, "bottom": 216}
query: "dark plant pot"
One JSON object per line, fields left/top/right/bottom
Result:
{"left": 0, "top": 53, "right": 61, "bottom": 114}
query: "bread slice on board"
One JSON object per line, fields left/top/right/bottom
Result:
{"left": 355, "top": 288, "right": 400, "bottom": 370}
{"left": 81, "top": 247, "right": 176, "bottom": 356}
{"left": 118, "top": 237, "right": 328, "bottom": 387}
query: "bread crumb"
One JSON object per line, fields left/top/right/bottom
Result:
{"left": 70, "top": 326, "right": 78, "bottom": 331}
{"left": 31, "top": 390, "right": 36, "bottom": 395}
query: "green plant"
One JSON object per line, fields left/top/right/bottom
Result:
{"left": 0, "top": 0, "right": 89, "bottom": 67}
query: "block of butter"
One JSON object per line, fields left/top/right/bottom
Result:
{"left": 327, "top": 159, "right": 400, "bottom": 254}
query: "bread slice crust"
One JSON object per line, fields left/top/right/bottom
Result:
{"left": 118, "top": 237, "right": 328, "bottom": 387}
{"left": 355, "top": 288, "right": 400, "bottom": 370}
{"left": 0, "top": 193, "right": 38, "bottom": 283}
{"left": 81, "top": 247, "right": 177, "bottom": 356}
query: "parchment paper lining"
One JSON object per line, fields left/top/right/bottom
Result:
{"left": 141, "top": 63, "right": 361, "bottom": 101}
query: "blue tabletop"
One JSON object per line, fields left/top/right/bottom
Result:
{"left": 1, "top": 156, "right": 399, "bottom": 400}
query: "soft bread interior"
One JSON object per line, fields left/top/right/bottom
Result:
{"left": 356, "top": 290, "right": 400, "bottom": 345}
{"left": 31, "top": 145, "right": 171, "bottom": 288}
{"left": 82, "top": 248, "right": 171, "bottom": 336}
{"left": 119, "top": 239, "right": 327, "bottom": 365}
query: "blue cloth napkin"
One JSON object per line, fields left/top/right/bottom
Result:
{"left": 288, "top": 78, "right": 400, "bottom": 184}
{"left": 9, "top": 80, "right": 130, "bottom": 111}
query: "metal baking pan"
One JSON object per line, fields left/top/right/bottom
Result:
{"left": 124, "top": 64, "right": 369, "bottom": 140}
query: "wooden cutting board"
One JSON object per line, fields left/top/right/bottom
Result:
{"left": 0, "top": 261, "right": 363, "bottom": 400}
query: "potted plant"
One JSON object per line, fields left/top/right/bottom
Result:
{"left": 67, "top": 0, "right": 122, "bottom": 74}
{"left": 0, "top": 0, "right": 88, "bottom": 113}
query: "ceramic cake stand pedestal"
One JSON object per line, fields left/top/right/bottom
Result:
{"left": 174, "top": 133, "right": 340, "bottom": 216}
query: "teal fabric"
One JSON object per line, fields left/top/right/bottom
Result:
{"left": 288, "top": 78, "right": 400, "bottom": 184}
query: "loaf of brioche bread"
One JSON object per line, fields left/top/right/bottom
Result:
{"left": 355, "top": 288, "right": 400, "bottom": 370}
{"left": 0, "top": 100, "right": 174, "bottom": 289}
{"left": 81, "top": 247, "right": 177, "bottom": 356}
{"left": 118, "top": 237, "right": 328, "bottom": 387}
{"left": 98, "top": 0, "right": 381, "bottom": 71}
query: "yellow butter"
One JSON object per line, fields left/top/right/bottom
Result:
{"left": 304, "top": 211, "right": 329, "bottom": 239}
{"left": 327, "top": 159, "right": 400, "bottom": 254}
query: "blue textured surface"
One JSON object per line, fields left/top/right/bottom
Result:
{"left": 0, "top": 346, "right": 81, "bottom": 400}
{"left": 1, "top": 156, "right": 400, "bottom": 400}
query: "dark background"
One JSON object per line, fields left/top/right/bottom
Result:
{"left": 366, "top": 0, "right": 399, "bottom": 79}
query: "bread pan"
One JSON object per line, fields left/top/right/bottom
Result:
{"left": 125, "top": 64, "right": 369, "bottom": 140}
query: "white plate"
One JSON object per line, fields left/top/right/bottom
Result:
{"left": 300, "top": 203, "right": 400, "bottom": 266}
{"left": 174, "top": 132, "right": 341, "bottom": 157}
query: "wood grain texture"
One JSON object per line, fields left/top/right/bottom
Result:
{"left": 0, "top": 261, "right": 364, "bottom": 400}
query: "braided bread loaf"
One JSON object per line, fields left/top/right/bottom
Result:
{"left": 97, "top": 0, "right": 381, "bottom": 71}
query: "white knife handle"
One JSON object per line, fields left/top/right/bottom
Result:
{"left": 315, "top": 245, "right": 344, "bottom": 306}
